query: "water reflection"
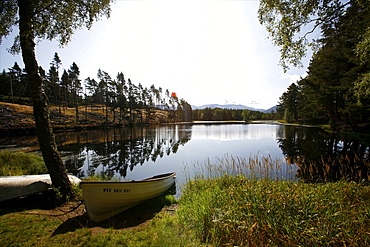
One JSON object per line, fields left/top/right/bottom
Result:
{"left": 54, "top": 123, "right": 296, "bottom": 186}
{"left": 277, "top": 126, "right": 370, "bottom": 182}
{"left": 2, "top": 123, "right": 367, "bottom": 184}
{"left": 191, "top": 124, "right": 283, "bottom": 140}
{"left": 57, "top": 125, "right": 192, "bottom": 178}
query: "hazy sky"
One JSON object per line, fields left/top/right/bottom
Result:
{"left": 0, "top": 0, "right": 311, "bottom": 110}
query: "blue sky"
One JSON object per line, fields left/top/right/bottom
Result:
{"left": 0, "top": 0, "right": 311, "bottom": 110}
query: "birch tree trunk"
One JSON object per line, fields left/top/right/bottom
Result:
{"left": 18, "top": 0, "right": 74, "bottom": 200}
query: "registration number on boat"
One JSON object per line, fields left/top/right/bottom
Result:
{"left": 103, "top": 188, "right": 130, "bottom": 193}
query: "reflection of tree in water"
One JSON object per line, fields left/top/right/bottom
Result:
{"left": 60, "top": 125, "right": 192, "bottom": 178}
{"left": 278, "top": 126, "right": 369, "bottom": 182}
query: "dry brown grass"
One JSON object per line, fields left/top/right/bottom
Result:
{"left": 1, "top": 102, "right": 34, "bottom": 114}
{"left": 0, "top": 101, "right": 173, "bottom": 131}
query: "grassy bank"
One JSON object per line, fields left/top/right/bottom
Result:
{"left": 0, "top": 197, "right": 196, "bottom": 247}
{"left": 1, "top": 176, "right": 369, "bottom": 246}
{"left": 1, "top": 153, "right": 369, "bottom": 246}
{"left": 0, "top": 151, "right": 47, "bottom": 176}
{"left": 178, "top": 176, "right": 370, "bottom": 246}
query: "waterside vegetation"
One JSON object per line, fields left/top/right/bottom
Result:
{"left": 1, "top": 153, "right": 369, "bottom": 246}
{"left": 0, "top": 151, "right": 47, "bottom": 176}
{"left": 179, "top": 176, "right": 370, "bottom": 246}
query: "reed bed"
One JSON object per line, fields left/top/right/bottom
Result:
{"left": 296, "top": 154, "right": 370, "bottom": 183}
{"left": 178, "top": 156, "right": 370, "bottom": 246}
{"left": 1, "top": 153, "right": 370, "bottom": 246}
{"left": 184, "top": 154, "right": 297, "bottom": 182}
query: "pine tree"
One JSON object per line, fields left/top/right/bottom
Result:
{"left": 68, "top": 62, "right": 81, "bottom": 122}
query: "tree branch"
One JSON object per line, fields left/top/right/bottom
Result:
{"left": 302, "top": 0, "right": 353, "bottom": 40}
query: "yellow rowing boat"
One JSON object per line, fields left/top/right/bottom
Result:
{"left": 80, "top": 172, "right": 176, "bottom": 222}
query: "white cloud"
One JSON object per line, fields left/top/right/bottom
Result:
{"left": 279, "top": 71, "right": 308, "bottom": 84}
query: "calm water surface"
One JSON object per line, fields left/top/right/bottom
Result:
{"left": 54, "top": 123, "right": 291, "bottom": 187}
{"left": 2, "top": 122, "right": 369, "bottom": 193}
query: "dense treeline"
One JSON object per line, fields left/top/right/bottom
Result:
{"left": 277, "top": 1, "right": 370, "bottom": 132}
{"left": 0, "top": 53, "right": 192, "bottom": 124}
{"left": 192, "top": 108, "right": 279, "bottom": 121}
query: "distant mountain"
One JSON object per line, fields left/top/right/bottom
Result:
{"left": 193, "top": 104, "right": 259, "bottom": 111}
{"left": 192, "top": 104, "right": 277, "bottom": 113}
{"left": 263, "top": 106, "right": 278, "bottom": 113}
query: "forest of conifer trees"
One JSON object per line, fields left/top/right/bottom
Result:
{"left": 0, "top": 53, "right": 192, "bottom": 125}
{"left": 273, "top": 1, "right": 370, "bottom": 133}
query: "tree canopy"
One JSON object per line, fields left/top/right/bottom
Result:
{"left": 258, "top": 0, "right": 354, "bottom": 71}
{"left": 276, "top": 1, "right": 370, "bottom": 131}
{"left": 1, "top": 0, "right": 112, "bottom": 52}
{"left": 1, "top": 0, "right": 113, "bottom": 200}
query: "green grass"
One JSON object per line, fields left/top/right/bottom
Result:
{"left": 1, "top": 177, "right": 368, "bottom": 246}
{"left": 178, "top": 176, "right": 370, "bottom": 246}
{"left": 1, "top": 154, "right": 369, "bottom": 246}
{"left": 82, "top": 173, "right": 116, "bottom": 181}
{"left": 0, "top": 151, "right": 47, "bottom": 176}
{"left": 0, "top": 197, "right": 201, "bottom": 247}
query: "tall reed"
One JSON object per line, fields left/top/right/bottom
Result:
{"left": 184, "top": 154, "right": 297, "bottom": 182}
{"left": 296, "top": 153, "right": 370, "bottom": 183}
{"left": 179, "top": 156, "right": 370, "bottom": 246}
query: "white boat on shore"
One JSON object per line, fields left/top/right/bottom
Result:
{"left": 0, "top": 174, "right": 81, "bottom": 202}
{"left": 80, "top": 172, "right": 176, "bottom": 222}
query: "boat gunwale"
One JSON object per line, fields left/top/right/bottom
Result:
{"left": 80, "top": 172, "right": 176, "bottom": 185}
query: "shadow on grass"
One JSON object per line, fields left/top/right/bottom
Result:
{"left": 53, "top": 183, "right": 176, "bottom": 235}
{"left": 52, "top": 192, "right": 175, "bottom": 236}
{"left": 0, "top": 190, "right": 60, "bottom": 215}
{"left": 0, "top": 184, "right": 177, "bottom": 236}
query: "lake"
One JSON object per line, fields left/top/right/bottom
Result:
{"left": 54, "top": 122, "right": 295, "bottom": 186}
{"left": 1, "top": 122, "right": 369, "bottom": 193}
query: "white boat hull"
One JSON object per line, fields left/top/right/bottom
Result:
{"left": 80, "top": 172, "right": 176, "bottom": 222}
{"left": 0, "top": 174, "right": 81, "bottom": 201}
